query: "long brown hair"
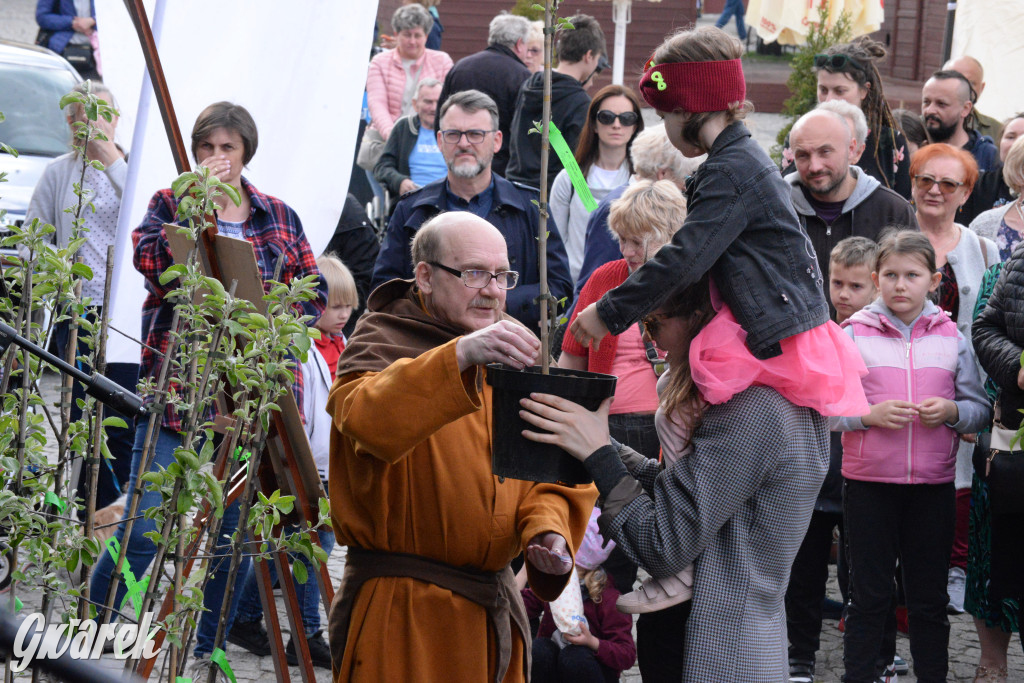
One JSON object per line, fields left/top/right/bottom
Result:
{"left": 574, "top": 84, "right": 644, "bottom": 177}
{"left": 657, "top": 276, "right": 715, "bottom": 442}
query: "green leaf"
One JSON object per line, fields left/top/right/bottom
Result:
{"left": 101, "top": 416, "right": 128, "bottom": 429}
{"left": 158, "top": 264, "right": 187, "bottom": 285}
{"left": 70, "top": 262, "right": 94, "bottom": 279}
{"left": 220, "top": 182, "right": 242, "bottom": 207}
{"left": 58, "top": 93, "right": 80, "bottom": 111}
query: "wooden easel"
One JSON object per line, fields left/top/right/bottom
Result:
{"left": 130, "top": 231, "right": 334, "bottom": 683}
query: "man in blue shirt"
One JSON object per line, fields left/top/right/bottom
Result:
{"left": 374, "top": 78, "right": 448, "bottom": 199}
{"left": 372, "top": 90, "right": 573, "bottom": 333}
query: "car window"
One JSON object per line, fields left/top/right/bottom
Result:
{"left": 0, "top": 64, "right": 77, "bottom": 157}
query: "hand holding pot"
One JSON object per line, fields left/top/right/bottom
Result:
{"left": 519, "top": 393, "right": 613, "bottom": 461}
{"left": 525, "top": 532, "right": 573, "bottom": 575}
{"left": 456, "top": 320, "right": 540, "bottom": 372}
{"left": 569, "top": 303, "right": 610, "bottom": 351}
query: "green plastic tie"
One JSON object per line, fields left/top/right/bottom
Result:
{"left": 44, "top": 491, "right": 67, "bottom": 512}
{"left": 547, "top": 122, "right": 598, "bottom": 212}
{"left": 14, "top": 597, "right": 23, "bottom": 612}
{"left": 211, "top": 648, "right": 238, "bottom": 683}
{"left": 104, "top": 537, "right": 149, "bottom": 619}
{"left": 233, "top": 446, "right": 251, "bottom": 462}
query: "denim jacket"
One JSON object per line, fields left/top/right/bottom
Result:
{"left": 595, "top": 121, "right": 828, "bottom": 359}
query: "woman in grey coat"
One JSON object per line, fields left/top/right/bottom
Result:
{"left": 520, "top": 277, "right": 830, "bottom": 682}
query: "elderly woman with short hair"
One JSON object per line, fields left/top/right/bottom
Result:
{"left": 367, "top": 4, "right": 452, "bottom": 142}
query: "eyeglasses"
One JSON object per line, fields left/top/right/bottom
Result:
{"left": 813, "top": 53, "right": 865, "bottom": 73}
{"left": 913, "top": 174, "right": 965, "bottom": 195}
{"left": 595, "top": 110, "right": 640, "bottom": 127}
{"left": 439, "top": 129, "right": 495, "bottom": 145}
{"left": 429, "top": 262, "right": 519, "bottom": 289}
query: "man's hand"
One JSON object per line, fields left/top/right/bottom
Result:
{"left": 71, "top": 16, "right": 96, "bottom": 35}
{"left": 569, "top": 303, "right": 610, "bottom": 351}
{"left": 563, "top": 621, "right": 600, "bottom": 651}
{"left": 455, "top": 320, "right": 540, "bottom": 372}
{"left": 525, "top": 532, "right": 573, "bottom": 576}
{"left": 399, "top": 178, "right": 418, "bottom": 195}
{"left": 918, "top": 397, "right": 957, "bottom": 428}
{"left": 1017, "top": 365, "right": 1024, "bottom": 390}
{"left": 862, "top": 400, "right": 918, "bottom": 429}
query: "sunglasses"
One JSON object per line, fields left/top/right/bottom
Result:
{"left": 595, "top": 110, "right": 640, "bottom": 127}
{"left": 912, "top": 174, "right": 965, "bottom": 195}
{"left": 813, "top": 53, "right": 865, "bottom": 72}
{"left": 640, "top": 311, "right": 672, "bottom": 338}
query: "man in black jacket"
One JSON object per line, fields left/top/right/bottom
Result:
{"left": 505, "top": 14, "right": 607, "bottom": 192}
{"left": 786, "top": 107, "right": 919, "bottom": 307}
{"left": 374, "top": 78, "right": 446, "bottom": 199}
{"left": 437, "top": 13, "right": 533, "bottom": 177}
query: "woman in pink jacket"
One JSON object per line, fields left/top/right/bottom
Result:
{"left": 834, "top": 230, "right": 990, "bottom": 683}
{"left": 368, "top": 4, "right": 452, "bottom": 141}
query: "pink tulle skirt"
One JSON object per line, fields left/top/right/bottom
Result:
{"left": 689, "top": 287, "right": 869, "bottom": 417}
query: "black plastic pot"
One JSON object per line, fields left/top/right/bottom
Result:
{"left": 487, "top": 364, "right": 617, "bottom": 485}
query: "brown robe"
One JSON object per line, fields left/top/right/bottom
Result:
{"left": 327, "top": 280, "right": 597, "bottom": 682}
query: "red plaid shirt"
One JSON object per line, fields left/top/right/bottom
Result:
{"left": 132, "top": 177, "right": 326, "bottom": 432}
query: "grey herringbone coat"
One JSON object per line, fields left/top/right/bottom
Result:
{"left": 600, "top": 386, "right": 829, "bottom": 682}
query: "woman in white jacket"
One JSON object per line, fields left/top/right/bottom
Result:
{"left": 549, "top": 85, "right": 643, "bottom": 284}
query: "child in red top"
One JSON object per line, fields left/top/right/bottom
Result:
{"left": 314, "top": 254, "right": 359, "bottom": 382}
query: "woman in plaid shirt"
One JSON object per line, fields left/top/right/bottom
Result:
{"left": 90, "top": 102, "right": 325, "bottom": 664}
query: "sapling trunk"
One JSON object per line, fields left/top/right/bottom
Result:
{"left": 537, "top": 1, "right": 555, "bottom": 374}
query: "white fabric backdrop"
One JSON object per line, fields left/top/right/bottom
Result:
{"left": 951, "top": 0, "right": 1024, "bottom": 123}
{"left": 95, "top": 0, "right": 378, "bottom": 365}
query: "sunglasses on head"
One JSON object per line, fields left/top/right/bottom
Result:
{"left": 595, "top": 110, "right": 640, "bottom": 127}
{"left": 813, "top": 53, "right": 865, "bottom": 72}
{"left": 913, "top": 174, "right": 965, "bottom": 195}
{"left": 640, "top": 311, "right": 672, "bottom": 338}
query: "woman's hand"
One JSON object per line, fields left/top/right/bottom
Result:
{"left": 519, "top": 393, "right": 613, "bottom": 461}
{"left": 569, "top": 303, "right": 610, "bottom": 351}
{"left": 87, "top": 114, "right": 122, "bottom": 167}
{"left": 563, "top": 621, "right": 600, "bottom": 651}
{"left": 71, "top": 16, "right": 96, "bottom": 36}
{"left": 198, "top": 154, "right": 232, "bottom": 183}
{"left": 1017, "top": 365, "right": 1024, "bottom": 390}
{"left": 862, "top": 400, "right": 918, "bottom": 429}
{"left": 918, "top": 397, "right": 958, "bottom": 428}
{"left": 525, "top": 533, "right": 573, "bottom": 575}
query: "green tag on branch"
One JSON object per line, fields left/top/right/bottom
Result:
{"left": 211, "top": 648, "right": 238, "bottom": 683}
{"left": 175, "top": 678, "right": 192, "bottom": 683}
{"left": 104, "top": 537, "right": 149, "bottom": 619}
{"left": 14, "top": 597, "right": 23, "bottom": 612}
{"left": 233, "top": 446, "right": 251, "bottom": 462}
{"left": 44, "top": 491, "right": 67, "bottom": 512}
{"left": 547, "top": 122, "right": 598, "bottom": 212}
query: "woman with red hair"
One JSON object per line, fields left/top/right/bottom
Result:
{"left": 909, "top": 142, "right": 999, "bottom": 618}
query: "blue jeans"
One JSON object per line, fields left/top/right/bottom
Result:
{"left": 89, "top": 426, "right": 251, "bottom": 656}
{"left": 715, "top": 0, "right": 748, "bottom": 41}
{"left": 235, "top": 519, "right": 335, "bottom": 636}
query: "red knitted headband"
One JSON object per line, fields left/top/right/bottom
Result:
{"left": 638, "top": 58, "right": 746, "bottom": 113}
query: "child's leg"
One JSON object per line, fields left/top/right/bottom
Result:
{"left": 898, "top": 483, "right": 955, "bottom": 683}
{"left": 786, "top": 509, "right": 843, "bottom": 666}
{"left": 635, "top": 600, "right": 692, "bottom": 683}
{"left": 556, "top": 644, "right": 615, "bottom": 682}
{"left": 530, "top": 637, "right": 559, "bottom": 683}
{"left": 842, "top": 480, "right": 901, "bottom": 683}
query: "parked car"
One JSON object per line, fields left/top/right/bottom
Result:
{"left": 0, "top": 40, "right": 81, "bottom": 257}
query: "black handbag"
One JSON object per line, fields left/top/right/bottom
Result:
{"left": 984, "top": 425, "right": 1024, "bottom": 516}
{"left": 62, "top": 44, "right": 96, "bottom": 75}
{"left": 34, "top": 28, "right": 53, "bottom": 48}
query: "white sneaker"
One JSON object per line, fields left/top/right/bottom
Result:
{"left": 616, "top": 566, "right": 693, "bottom": 614}
{"left": 946, "top": 566, "right": 966, "bottom": 614}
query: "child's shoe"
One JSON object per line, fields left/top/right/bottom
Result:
{"left": 616, "top": 566, "right": 693, "bottom": 614}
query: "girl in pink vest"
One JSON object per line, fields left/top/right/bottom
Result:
{"left": 835, "top": 230, "right": 990, "bottom": 683}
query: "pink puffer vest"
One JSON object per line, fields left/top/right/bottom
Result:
{"left": 841, "top": 306, "right": 960, "bottom": 484}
